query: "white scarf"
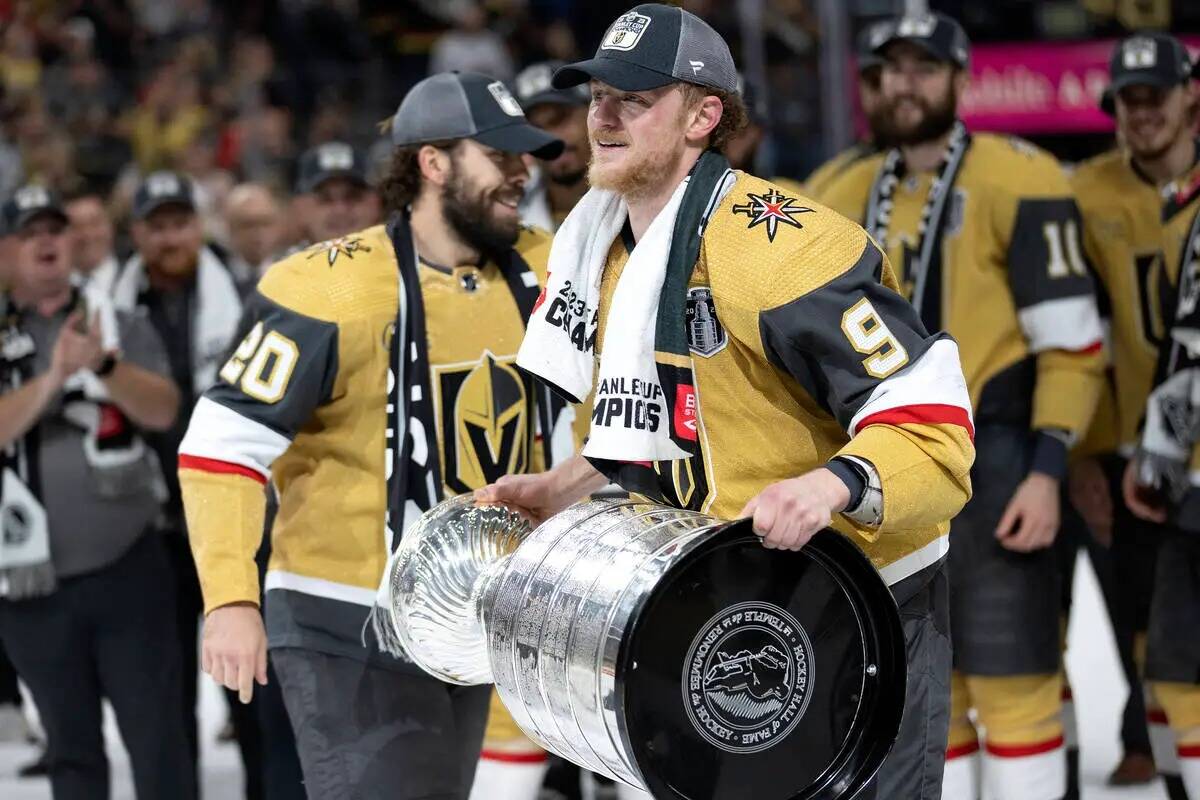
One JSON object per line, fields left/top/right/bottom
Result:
{"left": 112, "top": 247, "right": 242, "bottom": 395}
{"left": 517, "top": 174, "right": 734, "bottom": 462}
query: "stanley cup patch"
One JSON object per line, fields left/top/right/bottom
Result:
{"left": 602, "top": 12, "right": 651, "bottom": 52}
{"left": 686, "top": 287, "right": 727, "bottom": 357}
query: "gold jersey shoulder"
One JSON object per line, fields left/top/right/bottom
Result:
{"left": 258, "top": 224, "right": 398, "bottom": 323}
{"left": 515, "top": 224, "right": 553, "bottom": 284}
{"left": 703, "top": 171, "right": 876, "bottom": 313}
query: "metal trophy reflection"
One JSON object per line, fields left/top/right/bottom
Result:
{"left": 377, "top": 494, "right": 907, "bottom": 800}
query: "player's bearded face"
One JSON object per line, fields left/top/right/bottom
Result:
{"left": 1117, "top": 84, "right": 1195, "bottom": 162}
{"left": 587, "top": 82, "right": 689, "bottom": 199}
{"left": 441, "top": 142, "right": 527, "bottom": 256}
{"left": 880, "top": 47, "right": 959, "bottom": 146}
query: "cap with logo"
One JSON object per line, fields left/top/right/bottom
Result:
{"left": 3, "top": 184, "right": 68, "bottom": 234}
{"left": 390, "top": 72, "right": 564, "bottom": 160}
{"left": 133, "top": 171, "right": 197, "bottom": 220}
{"left": 1101, "top": 33, "right": 1199, "bottom": 115}
{"left": 552, "top": 3, "right": 737, "bottom": 94}
{"left": 856, "top": 21, "right": 889, "bottom": 74}
{"left": 514, "top": 61, "right": 590, "bottom": 111}
{"left": 297, "top": 142, "right": 368, "bottom": 194}
{"left": 870, "top": 12, "right": 971, "bottom": 70}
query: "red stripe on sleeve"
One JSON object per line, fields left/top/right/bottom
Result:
{"left": 855, "top": 403, "right": 975, "bottom": 440}
{"left": 1071, "top": 340, "right": 1103, "bottom": 355}
{"left": 1148, "top": 709, "right": 1170, "bottom": 725}
{"left": 985, "top": 735, "right": 1064, "bottom": 758}
{"left": 178, "top": 454, "right": 268, "bottom": 485}
{"left": 1179, "top": 744, "right": 1200, "bottom": 759}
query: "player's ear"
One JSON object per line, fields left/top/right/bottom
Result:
{"left": 952, "top": 67, "right": 970, "bottom": 102}
{"left": 417, "top": 144, "right": 453, "bottom": 188}
{"left": 688, "top": 94, "right": 724, "bottom": 144}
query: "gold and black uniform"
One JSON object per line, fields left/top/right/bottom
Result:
{"left": 1138, "top": 160, "right": 1200, "bottom": 773}
{"left": 176, "top": 224, "right": 556, "bottom": 663}
{"left": 804, "top": 140, "right": 878, "bottom": 202}
{"left": 821, "top": 132, "right": 1106, "bottom": 766}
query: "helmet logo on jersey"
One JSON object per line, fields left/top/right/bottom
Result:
{"left": 305, "top": 236, "right": 371, "bottom": 267}
{"left": 686, "top": 287, "right": 727, "bottom": 357}
{"left": 683, "top": 601, "right": 815, "bottom": 754}
{"left": 731, "top": 189, "right": 813, "bottom": 242}
{"left": 439, "top": 352, "right": 528, "bottom": 493}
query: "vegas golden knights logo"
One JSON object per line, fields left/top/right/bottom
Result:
{"left": 435, "top": 351, "right": 530, "bottom": 494}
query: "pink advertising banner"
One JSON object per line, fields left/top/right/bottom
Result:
{"left": 957, "top": 37, "right": 1200, "bottom": 134}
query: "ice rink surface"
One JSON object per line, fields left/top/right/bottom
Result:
{"left": 0, "top": 553, "right": 1173, "bottom": 799}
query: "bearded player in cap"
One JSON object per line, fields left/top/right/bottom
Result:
{"left": 1124, "top": 138, "right": 1200, "bottom": 800}
{"left": 479, "top": 5, "right": 976, "bottom": 798}
{"left": 175, "top": 73, "right": 572, "bottom": 799}
{"left": 820, "top": 12, "right": 1106, "bottom": 800}
{"left": 1070, "top": 34, "right": 1200, "bottom": 797}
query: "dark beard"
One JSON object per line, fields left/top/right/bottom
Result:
{"left": 883, "top": 93, "right": 957, "bottom": 147}
{"left": 865, "top": 105, "right": 894, "bottom": 149}
{"left": 548, "top": 167, "right": 587, "bottom": 187}
{"left": 441, "top": 171, "right": 519, "bottom": 260}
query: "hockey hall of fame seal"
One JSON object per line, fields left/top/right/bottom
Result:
{"left": 682, "top": 600, "right": 816, "bottom": 755}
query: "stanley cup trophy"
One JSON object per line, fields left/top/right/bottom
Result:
{"left": 377, "top": 495, "right": 907, "bottom": 799}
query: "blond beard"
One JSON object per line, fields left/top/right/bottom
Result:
{"left": 588, "top": 139, "right": 686, "bottom": 200}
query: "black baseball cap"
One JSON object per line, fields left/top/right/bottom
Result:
{"left": 132, "top": 171, "right": 196, "bottom": 220}
{"left": 552, "top": 4, "right": 738, "bottom": 94}
{"left": 514, "top": 61, "right": 590, "bottom": 111}
{"left": 856, "top": 21, "right": 887, "bottom": 74}
{"left": 2, "top": 184, "right": 67, "bottom": 234}
{"left": 870, "top": 12, "right": 971, "bottom": 70}
{"left": 296, "top": 142, "right": 368, "bottom": 194}
{"left": 1101, "top": 33, "right": 1199, "bottom": 116}
{"left": 390, "top": 72, "right": 564, "bottom": 160}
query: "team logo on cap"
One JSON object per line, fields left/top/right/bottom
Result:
{"left": 686, "top": 287, "right": 726, "bottom": 358}
{"left": 13, "top": 185, "right": 50, "bottom": 211}
{"left": 487, "top": 81, "right": 524, "bottom": 117}
{"left": 601, "top": 12, "right": 651, "bottom": 52}
{"left": 317, "top": 143, "right": 355, "bottom": 171}
{"left": 895, "top": 14, "right": 937, "bottom": 38}
{"left": 145, "top": 171, "right": 184, "bottom": 198}
{"left": 1122, "top": 36, "right": 1158, "bottom": 69}
{"left": 732, "top": 188, "right": 813, "bottom": 243}
{"left": 683, "top": 601, "right": 814, "bottom": 754}
{"left": 516, "top": 64, "right": 554, "bottom": 101}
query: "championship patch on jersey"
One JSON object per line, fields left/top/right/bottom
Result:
{"left": 731, "top": 188, "right": 813, "bottom": 243}
{"left": 686, "top": 287, "right": 727, "bottom": 357}
{"left": 434, "top": 351, "right": 529, "bottom": 494}
{"left": 601, "top": 12, "right": 651, "bottom": 51}
{"left": 305, "top": 236, "right": 372, "bottom": 267}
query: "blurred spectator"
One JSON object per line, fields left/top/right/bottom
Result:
{"left": 177, "top": 128, "right": 237, "bottom": 244}
{"left": 114, "top": 171, "right": 247, "bottom": 799}
{"left": 429, "top": 2, "right": 516, "bottom": 82}
{"left": 0, "top": 22, "right": 43, "bottom": 97}
{"left": 293, "top": 141, "right": 379, "bottom": 244}
{"left": 129, "top": 67, "right": 212, "bottom": 172}
{"left": 65, "top": 191, "right": 120, "bottom": 294}
{"left": 224, "top": 183, "right": 286, "bottom": 288}
{"left": 22, "top": 127, "right": 82, "bottom": 197}
{"left": 237, "top": 104, "right": 298, "bottom": 196}
{"left": 43, "top": 17, "right": 125, "bottom": 132}
{"left": 0, "top": 184, "right": 188, "bottom": 800}
{"left": 513, "top": 61, "right": 589, "bottom": 232}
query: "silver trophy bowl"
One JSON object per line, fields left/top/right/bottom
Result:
{"left": 381, "top": 495, "right": 907, "bottom": 799}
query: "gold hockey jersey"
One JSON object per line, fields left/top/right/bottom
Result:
{"left": 804, "top": 141, "right": 878, "bottom": 202}
{"left": 1071, "top": 148, "right": 1184, "bottom": 453}
{"left": 592, "top": 172, "right": 976, "bottom": 587}
{"left": 819, "top": 133, "right": 1105, "bottom": 444}
{"left": 177, "top": 224, "right": 556, "bottom": 661}
{"left": 1140, "top": 161, "right": 1200, "bottom": 530}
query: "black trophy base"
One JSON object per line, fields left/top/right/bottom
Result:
{"left": 616, "top": 524, "right": 906, "bottom": 799}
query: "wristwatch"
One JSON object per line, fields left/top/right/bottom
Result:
{"left": 94, "top": 352, "right": 119, "bottom": 378}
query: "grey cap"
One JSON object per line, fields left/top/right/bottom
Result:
{"left": 297, "top": 141, "right": 369, "bottom": 194}
{"left": 3, "top": 184, "right": 67, "bottom": 234}
{"left": 132, "top": 171, "right": 196, "bottom": 220}
{"left": 514, "top": 60, "right": 590, "bottom": 111}
{"left": 552, "top": 4, "right": 738, "bottom": 94}
{"left": 390, "top": 72, "right": 564, "bottom": 160}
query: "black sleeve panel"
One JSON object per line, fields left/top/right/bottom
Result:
{"left": 1007, "top": 197, "right": 1098, "bottom": 310}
